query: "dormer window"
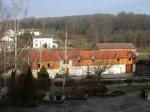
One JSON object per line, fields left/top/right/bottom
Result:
{"left": 38, "top": 64, "right": 40, "bottom": 68}
{"left": 129, "top": 58, "right": 131, "bottom": 61}
{"left": 77, "top": 56, "right": 81, "bottom": 62}
{"left": 47, "top": 63, "right": 51, "bottom": 68}
{"left": 92, "top": 55, "right": 96, "bottom": 61}
{"left": 63, "top": 59, "right": 69, "bottom": 64}
{"left": 117, "top": 58, "right": 120, "bottom": 62}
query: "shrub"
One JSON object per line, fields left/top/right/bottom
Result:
{"left": 9, "top": 67, "right": 37, "bottom": 106}
{"left": 37, "top": 66, "right": 51, "bottom": 90}
{"left": 22, "top": 67, "right": 37, "bottom": 103}
{"left": 55, "top": 73, "right": 63, "bottom": 78}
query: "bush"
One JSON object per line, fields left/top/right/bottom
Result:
{"left": 55, "top": 73, "right": 63, "bottom": 78}
{"left": 37, "top": 66, "right": 51, "bottom": 90}
{"left": 21, "top": 67, "right": 37, "bottom": 104}
{"left": 8, "top": 67, "right": 37, "bottom": 106}
{"left": 38, "top": 66, "right": 49, "bottom": 79}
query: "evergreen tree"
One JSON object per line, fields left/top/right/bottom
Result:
{"left": 22, "top": 66, "right": 37, "bottom": 103}
{"left": 37, "top": 66, "right": 51, "bottom": 90}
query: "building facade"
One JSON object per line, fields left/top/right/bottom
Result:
{"left": 0, "top": 30, "right": 14, "bottom": 52}
{"left": 33, "top": 35, "right": 58, "bottom": 49}
{"left": 30, "top": 49, "right": 136, "bottom": 78}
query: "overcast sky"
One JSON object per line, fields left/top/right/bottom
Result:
{"left": 27, "top": 0, "right": 150, "bottom": 18}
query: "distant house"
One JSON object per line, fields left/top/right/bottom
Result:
{"left": 0, "top": 29, "right": 15, "bottom": 52}
{"left": 18, "top": 29, "right": 41, "bottom": 36}
{"left": 32, "top": 31, "right": 40, "bottom": 36}
{"left": 33, "top": 35, "right": 58, "bottom": 49}
{"left": 93, "top": 43, "right": 136, "bottom": 52}
{"left": 30, "top": 49, "right": 136, "bottom": 78}
{"left": 5, "top": 29, "right": 15, "bottom": 38}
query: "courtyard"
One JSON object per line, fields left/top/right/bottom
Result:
{"left": 1, "top": 92, "right": 150, "bottom": 112}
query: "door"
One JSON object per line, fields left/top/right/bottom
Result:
{"left": 126, "top": 64, "right": 132, "bottom": 73}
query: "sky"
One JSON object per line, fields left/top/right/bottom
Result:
{"left": 27, "top": 0, "right": 150, "bottom": 18}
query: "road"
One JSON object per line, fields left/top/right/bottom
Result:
{"left": 1, "top": 92, "right": 150, "bottom": 112}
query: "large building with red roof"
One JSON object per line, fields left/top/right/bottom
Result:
{"left": 30, "top": 48, "right": 136, "bottom": 78}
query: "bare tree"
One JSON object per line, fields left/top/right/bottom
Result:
{"left": 91, "top": 59, "right": 113, "bottom": 82}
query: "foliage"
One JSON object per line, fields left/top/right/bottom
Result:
{"left": 37, "top": 66, "right": 51, "bottom": 90}
{"left": 38, "top": 66, "right": 49, "bottom": 78}
{"left": 9, "top": 70, "right": 16, "bottom": 99}
{"left": 16, "top": 12, "right": 150, "bottom": 48}
{"left": 22, "top": 66, "right": 37, "bottom": 103}
{"left": 8, "top": 67, "right": 37, "bottom": 105}
{"left": 55, "top": 73, "right": 63, "bottom": 78}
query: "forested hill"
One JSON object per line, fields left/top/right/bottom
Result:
{"left": 20, "top": 12, "right": 150, "bottom": 48}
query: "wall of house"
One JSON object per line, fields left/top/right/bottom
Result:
{"left": 68, "top": 64, "right": 126, "bottom": 76}
{"left": 33, "top": 38, "right": 57, "bottom": 48}
{"left": 72, "top": 58, "right": 134, "bottom": 66}
{"left": 32, "top": 61, "right": 60, "bottom": 69}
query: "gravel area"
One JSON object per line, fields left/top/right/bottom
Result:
{"left": 1, "top": 92, "right": 150, "bottom": 112}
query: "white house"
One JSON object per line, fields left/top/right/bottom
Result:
{"left": 31, "top": 31, "right": 40, "bottom": 36}
{"left": 5, "top": 29, "right": 15, "bottom": 38}
{"left": 18, "top": 29, "right": 41, "bottom": 36}
{"left": 0, "top": 29, "right": 15, "bottom": 52}
{"left": 0, "top": 35, "right": 14, "bottom": 52}
{"left": 33, "top": 35, "right": 58, "bottom": 49}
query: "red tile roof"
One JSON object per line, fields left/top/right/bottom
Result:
{"left": 30, "top": 49, "right": 136, "bottom": 62}
{"left": 94, "top": 43, "right": 136, "bottom": 50}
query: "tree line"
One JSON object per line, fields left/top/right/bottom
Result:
{"left": 19, "top": 12, "right": 150, "bottom": 48}
{"left": 1, "top": 11, "right": 150, "bottom": 48}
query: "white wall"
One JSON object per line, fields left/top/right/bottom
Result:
{"left": 103, "top": 64, "right": 126, "bottom": 74}
{"left": 69, "top": 64, "right": 126, "bottom": 76}
{"left": 32, "top": 64, "right": 127, "bottom": 78}
{"left": 33, "top": 38, "right": 58, "bottom": 48}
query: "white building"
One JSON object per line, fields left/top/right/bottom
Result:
{"left": 0, "top": 29, "right": 15, "bottom": 52}
{"left": 33, "top": 35, "right": 58, "bottom": 49}
{"left": 31, "top": 31, "right": 40, "bottom": 36}
{"left": 30, "top": 50, "right": 136, "bottom": 78}
{"left": 0, "top": 35, "right": 14, "bottom": 52}
{"left": 18, "top": 29, "right": 41, "bottom": 36}
{"left": 5, "top": 29, "right": 15, "bottom": 38}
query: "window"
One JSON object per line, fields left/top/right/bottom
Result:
{"left": 47, "top": 63, "right": 51, "bottom": 68}
{"left": 78, "top": 59, "right": 81, "bottom": 63}
{"left": 77, "top": 56, "right": 81, "bottom": 62}
{"left": 117, "top": 58, "right": 120, "bottom": 61}
{"left": 129, "top": 58, "right": 131, "bottom": 61}
{"left": 92, "top": 55, "right": 95, "bottom": 62}
{"left": 63, "top": 59, "right": 69, "bottom": 64}
{"left": 38, "top": 64, "right": 40, "bottom": 68}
